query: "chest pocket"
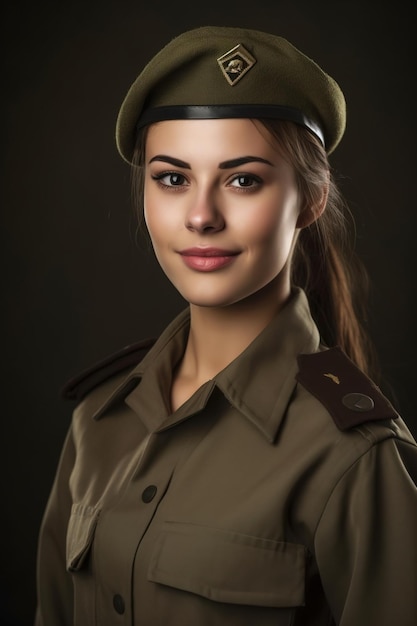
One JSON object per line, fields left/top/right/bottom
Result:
{"left": 66, "top": 503, "right": 101, "bottom": 572}
{"left": 148, "top": 521, "right": 306, "bottom": 607}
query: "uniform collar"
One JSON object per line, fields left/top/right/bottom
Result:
{"left": 93, "top": 288, "right": 320, "bottom": 441}
{"left": 213, "top": 288, "right": 320, "bottom": 441}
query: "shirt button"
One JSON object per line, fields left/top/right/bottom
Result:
{"left": 142, "top": 485, "right": 157, "bottom": 503}
{"left": 113, "top": 594, "right": 125, "bottom": 614}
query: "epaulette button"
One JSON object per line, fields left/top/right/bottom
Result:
{"left": 342, "top": 393, "right": 375, "bottom": 412}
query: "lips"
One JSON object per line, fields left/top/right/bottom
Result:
{"left": 178, "top": 247, "right": 240, "bottom": 271}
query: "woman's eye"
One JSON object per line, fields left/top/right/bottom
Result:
{"left": 229, "top": 174, "right": 261, "bottom": 189}
{"left": 152, "top": 172, "right": 188, "bottom": 187}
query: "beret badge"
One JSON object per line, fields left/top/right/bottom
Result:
{"left": 217, "top": 44, "right": 257, "bottom": 86}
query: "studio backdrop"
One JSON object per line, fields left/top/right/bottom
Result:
{"left": 2, "top": 1, "right": 415, "bottom": 624}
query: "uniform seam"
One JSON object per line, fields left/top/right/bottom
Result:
{"left": 312, "top": 437, "right": 395, "bottom": 539}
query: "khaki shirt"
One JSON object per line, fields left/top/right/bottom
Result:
{"left": 35, "top": 289, "right": 417, "bottom": 626}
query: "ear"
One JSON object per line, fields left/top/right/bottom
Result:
{"left": 296, "top": 180, "right": 329, "bottom": 229}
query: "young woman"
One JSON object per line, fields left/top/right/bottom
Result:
{"left": 35, "top": 26, "right": 417, "bottom": 625}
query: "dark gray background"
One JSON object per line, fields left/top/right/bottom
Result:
{"left": 2, "top": 1, "right": 415, "bottom": 624}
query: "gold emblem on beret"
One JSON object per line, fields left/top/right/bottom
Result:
{"left": 217, "top": 44, "right": 256, "bottom": 86}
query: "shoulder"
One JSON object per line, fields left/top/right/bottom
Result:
{"left": 61, "top": 338, "right": 156, "bottom": 402}
{"left": 296, "top": 346, "right": 399, "bottom": 431}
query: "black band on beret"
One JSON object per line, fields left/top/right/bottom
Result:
{"left": 136, "top": 104, "right": 325, "bottom": 147}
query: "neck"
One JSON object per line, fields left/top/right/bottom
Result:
{"left": 182, "top": 274, "right": 291, "bottom": 382}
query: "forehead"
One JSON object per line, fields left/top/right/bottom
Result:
{"left": 145, "top": 118, "right": 279, "bottom": 159}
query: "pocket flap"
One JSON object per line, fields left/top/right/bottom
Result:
{"left": 66, "top": 503, "right": 100, "bottom": 572}
{"left": 148, "top": 521, "right": 306, "bottom": 607}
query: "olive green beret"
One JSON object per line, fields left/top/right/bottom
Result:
{"left": 116, "top": 26, "right": 346, "bottom": 162}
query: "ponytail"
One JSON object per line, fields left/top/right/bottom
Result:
{"left": 293, "top": 210, "right": 379, "bottom": 380}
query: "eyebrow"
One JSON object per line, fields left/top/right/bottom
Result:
{"left": 148, "top": 155, "right": 274, "bottom": 169}
{"left": 219, "top": 156, "right": 274, "bottom": 169}
{"left": 148, "top": 155, "right": 191, "bottom": 169}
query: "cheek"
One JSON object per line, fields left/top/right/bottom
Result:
{"left": 243, "top": 198, "right": 300, "bottom": 251}
{"left": 143, "top": 194, "right": 170, "bottom": 246}
{"left": 144, "top": 183, "right": 184, "bottom": 242}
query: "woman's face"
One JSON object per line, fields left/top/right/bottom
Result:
{"left": 144, "top": 118, "right": 302, "bottom": 309}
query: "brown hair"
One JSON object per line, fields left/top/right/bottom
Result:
{"left": 131, "top": 119, "right": 379, "bottom": 380}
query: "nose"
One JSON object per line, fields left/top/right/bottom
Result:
{"left": 185, "top": 189, "right": 225, "bottom": 233}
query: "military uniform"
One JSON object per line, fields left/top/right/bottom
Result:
{"left": 35, "top": 288, "right": 417, "bottom": 625}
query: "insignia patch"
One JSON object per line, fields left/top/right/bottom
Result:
{"left": 296, "top": 347, "right": 399, "bottom": 430}
{"left": 217, "top": 43, "right": 256, "bottom": 86}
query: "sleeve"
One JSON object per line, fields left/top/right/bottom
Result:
{"left": 315, "top": 436, "right": 417, "bottom": 626}
{"left": 34, "top": 426, "right": 75, "bottom": 626}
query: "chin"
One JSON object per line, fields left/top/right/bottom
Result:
{"left": 174, "top": 287, "right": 235, "bottom": 308}
{"left": 178, "top": 286, "right": 259, "bottom": 309}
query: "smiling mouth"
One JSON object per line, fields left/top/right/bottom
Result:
{"left": 179, "top": 248, "right": 240, "bottom": 271}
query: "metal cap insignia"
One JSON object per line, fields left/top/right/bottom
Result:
{"left": 217, "top": 44, "right": 257, "bottom": 86}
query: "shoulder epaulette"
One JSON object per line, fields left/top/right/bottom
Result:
{"left": 296, "top": 347, "right": 399, "bottom": 430}
{"left": 61, "top": 338, "right": 156, "bottom": 402}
